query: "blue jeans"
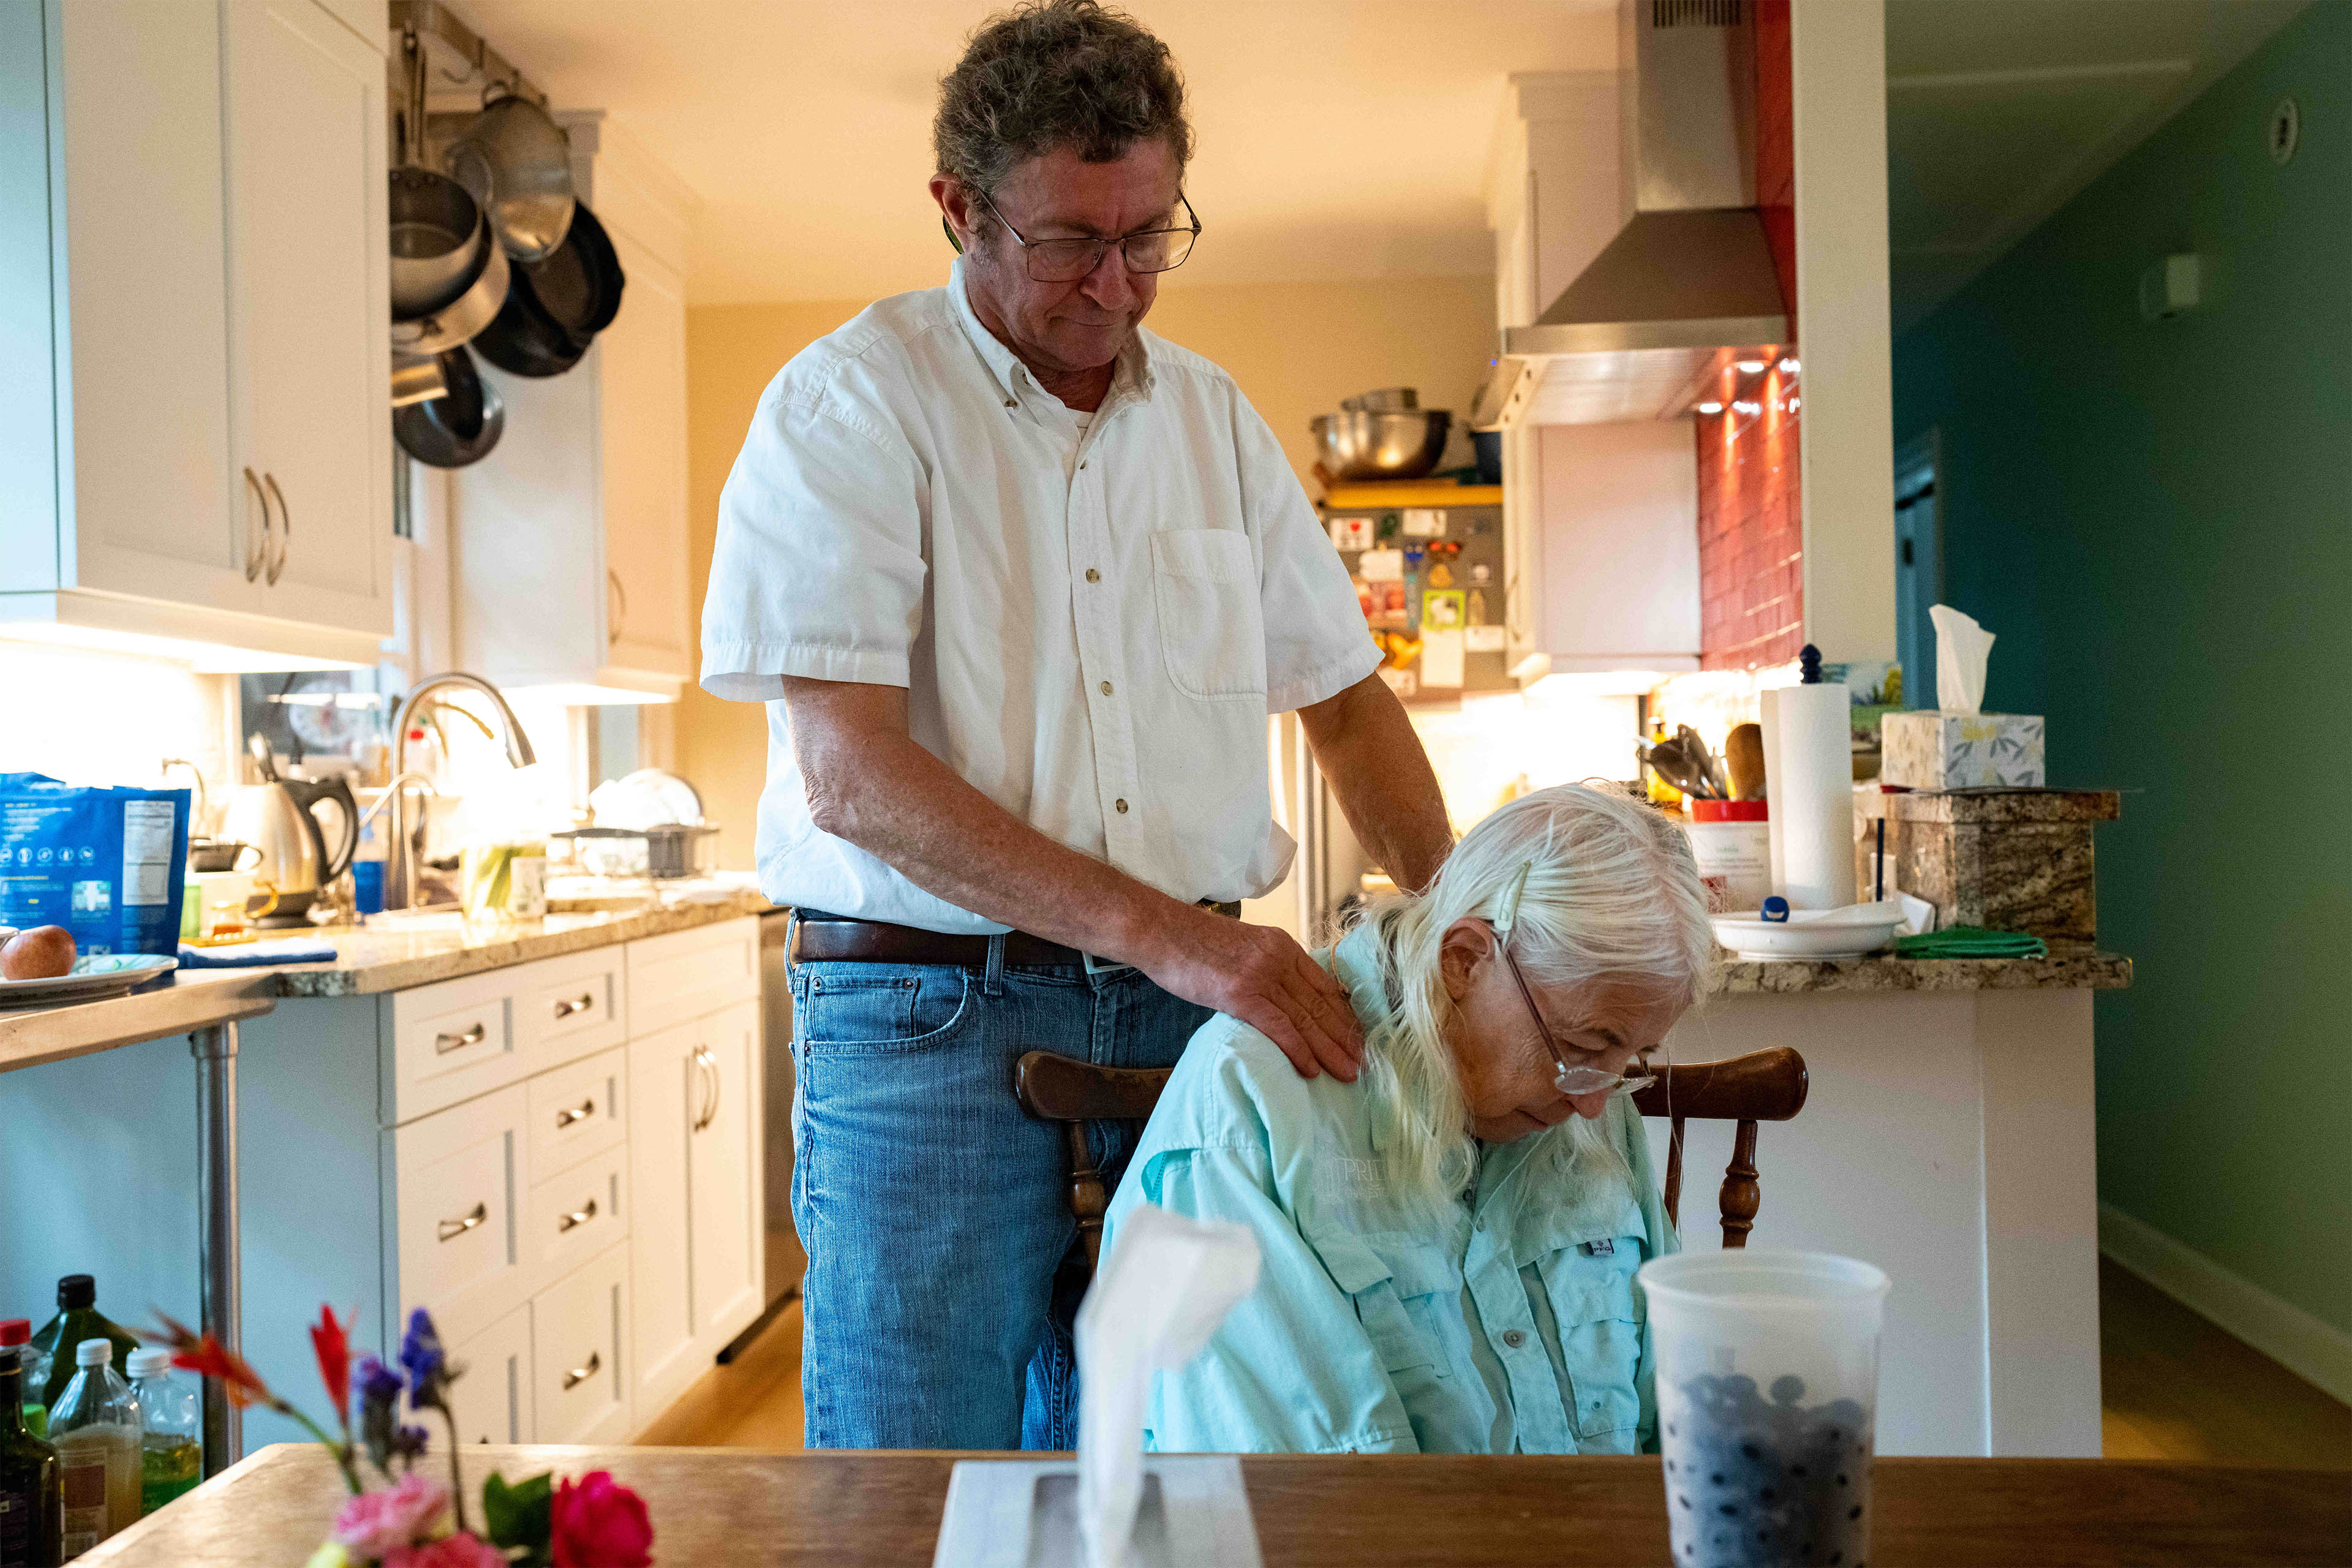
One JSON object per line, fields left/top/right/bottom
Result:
{"left": 788, "top": 946, "right": 1212, "bottom": 1450}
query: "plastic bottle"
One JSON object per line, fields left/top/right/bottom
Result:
{"left": 27, "top": 1281, "right": 137, "bottom": 1414}
{"left": 123, "top": 1351, "right": 197, "bottom": 1520}
{"left": 0, "top": 1343, "right": 62, "bottom": 1567}
{"left": 0, "top": 1324, "right": 45, "bottom": 1441}
{"left": 46, "top": 1342, "right": 138, "bottom": 1558}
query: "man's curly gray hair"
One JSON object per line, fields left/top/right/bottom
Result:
{"left": 934, "top": 0, "right": 1193, "bottom": 204}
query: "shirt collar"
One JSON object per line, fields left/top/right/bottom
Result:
{"left": 948, "top": 257, "right": 1156, "bottom": 413}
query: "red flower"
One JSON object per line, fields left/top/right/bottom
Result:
{"left": 309, "top": 1305, "right": 353, "bottom": 1428}
{"left": 549, "top": 1471, "right": 653, "bottom": 1568}
{"left": 151, "top": 1311, "right": 274, "bottom": 1411}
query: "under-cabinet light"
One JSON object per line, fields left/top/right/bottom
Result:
{"left": 1735, "top": 360, "right": 1766, "bottom": 374}
{"left": 1696, "top": 401, "right": 1725, "bottom": 415}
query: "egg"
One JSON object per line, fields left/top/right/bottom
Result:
{"left": 1, "top": 925, "right": 77, "bottom": 981}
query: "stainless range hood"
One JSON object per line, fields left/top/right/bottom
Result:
{"left": 1479, "top": 0, "right": 1788, "bottom": 428}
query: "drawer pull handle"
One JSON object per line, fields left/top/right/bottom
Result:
{"left": 691, "top": 1046, "right": 718, "bottom": 1133}
{"left": 558, "top": 1199, "right": 598, "bottom": 1233}
{"left": 562, "top": 1350, "right": 601, "bottom": 1391}
{"left": 435, "top": 1022, "right": 488, "bottom": 1055}
{"left": 437, "top": 1202, "right": 488, "bottom": 1243}
{"left": 552, "top": 992, "right": 596, "bottom": 1019}
{"left": 554, "top": 1099, "right": 597, "bottom": 1129}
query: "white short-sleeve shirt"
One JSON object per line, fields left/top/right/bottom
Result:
{"left": 700, "top": 260, "right": 1381, "bottom": 933}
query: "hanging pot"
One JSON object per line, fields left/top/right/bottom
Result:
{"left": 394, "top": 347, "right": 506, "bottom": 468}
{"left": 443, "top": 89, "right": 578, "bottom": 263}
{"left": 473, "top": 201, "right": 625, "bottom": 378}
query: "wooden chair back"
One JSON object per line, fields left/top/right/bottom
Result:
{"left": 1014, "top": 1045, "right": 1808, "bottom": 1276}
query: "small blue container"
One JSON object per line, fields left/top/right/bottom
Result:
{"left": 351, "top": 859, "right": 385, "bottom": 916}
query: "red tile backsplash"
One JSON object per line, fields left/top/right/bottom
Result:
{"left": 1696, "top": 0, "right": 1801, "bottom": 671}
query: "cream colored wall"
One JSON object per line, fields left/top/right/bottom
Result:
{"left": 676, "top": 276, "right": 1495, "bottom": 870}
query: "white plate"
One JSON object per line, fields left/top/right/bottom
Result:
{"left": 0, "top": 953, "right": 179, "bottom": 1009}
{"left": 1713, "top": 907, "right": 1907, "bottom": 962}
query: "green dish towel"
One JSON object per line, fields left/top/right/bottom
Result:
{"left": 1894, "top": 926, "right": 2048, "bottom": 960}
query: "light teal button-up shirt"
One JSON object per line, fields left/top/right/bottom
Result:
{"left": 1103, "top": 924, "right": 1677, "bottom": 1455}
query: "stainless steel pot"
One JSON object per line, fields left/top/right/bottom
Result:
{"left": 1311, "top": 409, "right": 1453, "bottom": 482}
{"left": 443, "top": 90, "right": 577, "bottom": 263}
{"left": 391, "top": 227, "right": 508, "bottom": 355}
{"left": 390, "top": 166, "right": 488, "bottom": 318}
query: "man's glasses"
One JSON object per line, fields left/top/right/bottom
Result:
{"left": 1493, "top": 865, "right": 1656, "bottom": 1101}
{"left": 952, "top": 186, "right": 1202, "bottom": 282}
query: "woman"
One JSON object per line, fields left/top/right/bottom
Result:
{"left": 1101, "top": 783, "right": 1717, "bottom": 1455}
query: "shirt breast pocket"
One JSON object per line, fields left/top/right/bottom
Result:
{"left": 1318, "top": 1230, "right": 1458, "bottom": 1381}
{"left": 1537, "top": 1243, "right": 1647, "bottom": 1445}
{"left": 1150, "top": 530, "right": 1268, "bottom": 702}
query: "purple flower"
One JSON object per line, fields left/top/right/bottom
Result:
{"left": 392, "top": 1423, "right": 430, "bottom": 1461}
{"left": 353, "top": 1355, "right": 405, "bottom": 1406}
{"left": 399, "top": 1310, "right": 448, "bottom": 1410}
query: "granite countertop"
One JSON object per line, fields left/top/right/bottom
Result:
{"left": 1718, "top": 946, "right": 2132, "bottom": 995}
{"left": 254, "top": 883, "right": 772, "bottom": 996}
{"left": 1856, "top": 788, "right": 2121, "bottom": 824}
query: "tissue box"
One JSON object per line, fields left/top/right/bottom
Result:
{"left": 1879, "top": 711, "right": 2046, "bottom": 790}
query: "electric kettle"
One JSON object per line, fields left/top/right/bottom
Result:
{"left": 219, "top": 734, "right": 360, "bottom": 924}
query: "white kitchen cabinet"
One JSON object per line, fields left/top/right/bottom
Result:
{"left": 450, "top": 115, "right": 698, "bottom": 702}
{"left": 0, "top": 0, "right": 390, "bottom": 666}
{"left": 393, "top": 1082, "right": 527, "bottom": 1351}
{"left": 624, "top": 919, "right": 766, "bottom": 1421}
{"left": 1531, "top": 421, "right": 1702, "bottom": 671}
{"left": 531, "top": 1242, "right": 633, "bottom": 1444}
{"left": 223, "top": 0, "right": 394, "bottom": 638}
{"left": 445, "top": 1303, "right": 534, "bottom": 1447}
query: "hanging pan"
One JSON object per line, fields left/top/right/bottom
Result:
{"left": 443, "top": 88, "right": 577, "bottom": 263}
{"left": 473, "top": 200, "right": 625, "bottom": 378}
{"left": 388, "top": 31, "right": 507, "bottom": 355}
{"left": 394, "top": 346, "right": 506, "bottom": 469}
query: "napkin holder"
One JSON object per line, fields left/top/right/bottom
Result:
{"left": 1879, "top": 711, "right": 2046, "bottom": 790}
{"left": 930, "top": 1456, "right": 1264, "bottom": 1568}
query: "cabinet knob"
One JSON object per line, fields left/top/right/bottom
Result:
{"left": 561, "top": 1349, "right": 601, "bottom": 1391}
{"left": 554, "top": 1098, "right": 597, "bottom": 1129}
{"left": 434, "top": 1021, "right": 488, "bottom": 1055}
{"left": 436, "top": 1202, "right": 488, "bottom": 1243}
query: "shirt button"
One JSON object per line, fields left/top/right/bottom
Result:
{"left": 1502, "top": 1329, "right": 1527, "bottom": 1349}
{"left": 1099, "top": 680, "right": 1113, "bottom": 696}
{"left": 1115, "top": 799, "right": 1129, "bottom": 814}
{"left": 1085, "top": 568, "right": 1101, "bottom": 583}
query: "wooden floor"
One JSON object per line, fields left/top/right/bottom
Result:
{"left": 639, "top": 1262, "right": 2351, "bottom": 1466}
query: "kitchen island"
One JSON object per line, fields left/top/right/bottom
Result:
{"left": 76, "top": 1442, "right": 2343, "bottom": 1567}
{"left": 1652, "top": 945, "right": 2133, "bottom": 1458}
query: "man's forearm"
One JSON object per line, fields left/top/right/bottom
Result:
{"left": 1300, "top": 675, "right": 1453, "bottom": 893}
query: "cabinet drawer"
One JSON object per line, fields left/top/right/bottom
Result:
{"left": 513, "top": 948, "right": 627, "bottom": 1074}
{"left": 393, "top": 1084, "right": 524, "bottom": 1348}
{"left": 523, "top": 1144, "right": 627, "bottom": 1291}
{"left": 625, "top": 917, "right": 758, "bottom": 1035}
{"left": 445, "top": 1303, "right": 533, "bottom": 1447}
{"left": 523, "top": 1047, "right": 626, "bottom": 1187}
{"left": 391, "top": 975, "right": 520, "bottom": 1125}
{"left": 532, "top": 1244, "right": 631, "bottom": 1446}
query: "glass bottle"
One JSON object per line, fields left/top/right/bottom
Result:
{"left": 27, "top": 1281, "right": 137, "bottom": 1414}
{"left": 46, "top": 1343, "right": 138, "bottom": 1559}
{"left": 0, "top": 1327, "right": 43, "bottom": 1442}
{"left": 122, "top": 1352, "right": 197, "bottom": 1520}
{"left": 0, "top": 1346, "right": 62, "bottom": 1568}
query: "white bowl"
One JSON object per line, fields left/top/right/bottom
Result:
{"left": 1712, "top": 903, "right": 1907, "bottom": 962}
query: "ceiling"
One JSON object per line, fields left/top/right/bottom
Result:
{"left": 443, "top": 0, "right": 1618, "bottom": 304}
{"left": 1885, "top": 0, "right": 2310, "bottom": 334}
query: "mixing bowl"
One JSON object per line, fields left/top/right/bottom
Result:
{"left": 1311, "top": 409, "right": 1452, "bottom": 481}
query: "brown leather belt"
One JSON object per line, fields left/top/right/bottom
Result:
{"left": 789, "top": 903, "right": 1239, "bottom": 968}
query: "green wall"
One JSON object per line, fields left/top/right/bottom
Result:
{"left": 1892, "top": 1, "right": 2351, "bottom": 1336}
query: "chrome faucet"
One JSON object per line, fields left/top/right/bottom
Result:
{"left": 385, "top": 672, "right": 538, "bottom": 911}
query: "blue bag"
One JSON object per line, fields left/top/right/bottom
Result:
{"left": 0, "top": 774, "right": 191, "bottom": 956}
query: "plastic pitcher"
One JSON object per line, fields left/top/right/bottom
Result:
{"left": 1638, "top": 1249, "right": 1891, "bottom": 1568}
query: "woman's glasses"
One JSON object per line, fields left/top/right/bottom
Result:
{"left": 1491, "top": 864, "right": 1656, "bottom": 1101}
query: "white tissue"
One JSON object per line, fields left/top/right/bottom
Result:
{"left": 1929, "top": 605, "right": 1995, "bottom": 715}
{"left": 1077, "top": 1204, "right": 1262, "bottom": 1568}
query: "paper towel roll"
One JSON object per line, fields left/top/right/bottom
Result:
{"left": 1761, "top": 683, "right": 1856, "bottom": 911}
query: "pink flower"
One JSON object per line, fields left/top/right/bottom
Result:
{"left": 331, "top": 1472, "right": 451, "bottom": 1558}
{"left": 550, "top": 1471, "right": 653, "bottom": 1568}
{"left": 383, "top": 1533, "right": 505, "bottom": 1568}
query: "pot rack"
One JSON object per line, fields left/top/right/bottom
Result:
{"left": 386, "top": 0, "right": 550, "bottom": 116}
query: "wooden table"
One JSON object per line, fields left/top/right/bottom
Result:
{"left": 80, "top": 1444, "right": 2350, "bottom": 1566}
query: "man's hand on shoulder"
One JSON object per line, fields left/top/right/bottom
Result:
{"left": 1134, "top": 907, "right": 1365, "bottom": 1083}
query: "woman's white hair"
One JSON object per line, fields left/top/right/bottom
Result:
{"left": 1349, "top": 782, "right": 1720, "bottom": 1213}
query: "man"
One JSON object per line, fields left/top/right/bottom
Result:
{"left": 700, "top": 0, "right": 1452, "bottom": 1450}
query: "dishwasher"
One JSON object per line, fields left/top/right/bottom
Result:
{"left": 721, "top": 907, "right": 805, "bottom": 1360}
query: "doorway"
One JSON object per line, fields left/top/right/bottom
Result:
{"left": 1893, "top": 432, "right": 1942, "bottom": 709}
